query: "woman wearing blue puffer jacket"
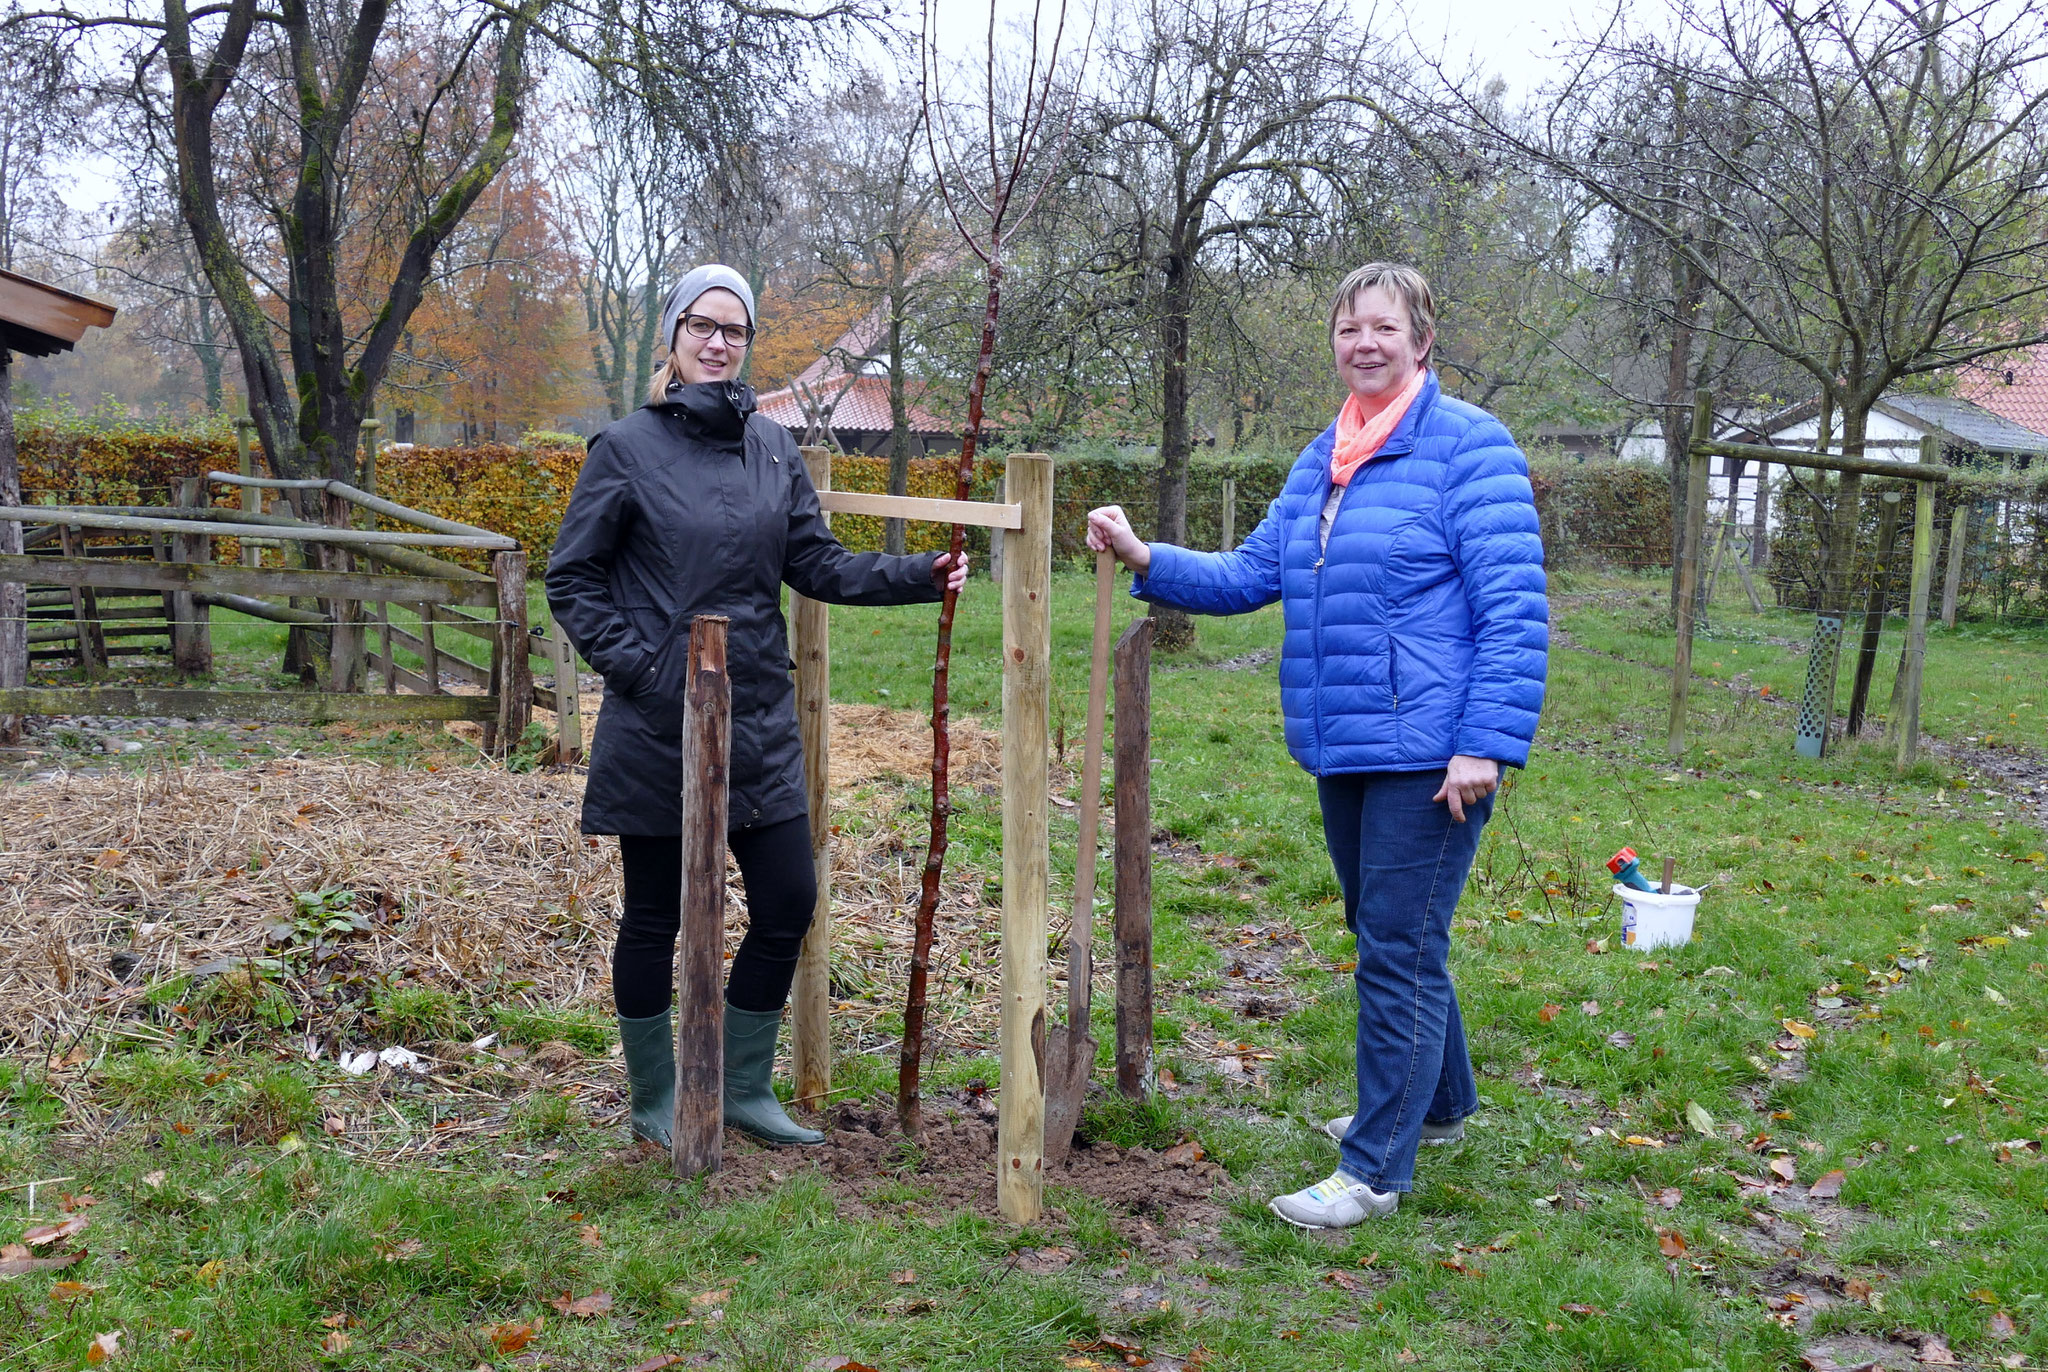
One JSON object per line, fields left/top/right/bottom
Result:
{"left": 1087, "top": 262, "right": 1547, "bottom": 1230}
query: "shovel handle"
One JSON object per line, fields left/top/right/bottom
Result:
{"left": 1067, "top": 549, "right": 1116, "bottom": 1023}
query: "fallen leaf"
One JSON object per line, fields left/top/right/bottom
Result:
{"left": 577, "top": 1224, "right": 602, "bottom": 1248}
{"left": 1685, "top": 1101, "right": 1716, "bottom": 1136}
{"left": 486, "top": 1318, "right": 540, "bottom": 1353}
{"left": 1606, "top": 1031, "right": 1636, "bottom": 1049}
{"left": 689, "top": 1289, "right": 730, "bottom": 1309}
{"left": 1844, "top": 1278, "right": 1873, "bottom": 1302}
{"left": 1621, "top": 1135, "right": 1665, "bottom": 1148}
{"left": 1324, "top": 1269, "right": 1365, "bottom": 1293}
{"left": 321, "top": 1331, "right": 352, "bottom": 1354}
{"left": 1558, "top": 1302, "right": 1608, "bottom": 1317}
{"left": 1656, "top": 1228, "right": 1688, "bottom": 1258}
{"left": 1967, "top": 1289, "right": 2002, "bottom": 1304}
{"left": 548, "top": 1291, "right": 613, "bottom": 1318}
{"left": 47, "top": 1280, "right": 96, "bottom": 1305}
{"left": 1990, "top": 1311, "right": 2017, "bottom": 1340}
{"left": 140, "top": 1171, "right": 166, "bottom": 1191}
{"left": 95, "top": 849, "right": 125, "bottom": 869}
{"left": 169, "top": 1330, "right": 193, "bottom": 1344}
{"left": 1356, "top": 1250, "right": 1380, "bottom": 1268}
{"left": 1162, "top": 1140, "right": 1205, "bottom": 1165}
{"left": 1538, "top": 1003, "right": 1562, "bottom": 1023}
{"left": 1395, "top": 1351, "right": 1417, "bottom": 1364}
{"left": 1782, "top": 1019, "right": 1818, "bottom": 1039}
{"left": 1654, "top": 1188, "right": 1683, "bottom": 1210}
{"left": 1581, "top": 1000, "right": 1601, "bottom": 1017}
{"left": 1769, "top": 1156, "right": 1798, "bottom": 1182}
{"left": 1915, "top": 1332, "right": 1961, "bottom": 1364}
{"left": 58, "top": 1193, "right": 97, "bottom": 1213}
{"left": 85, "top": 1331, "right": 121, "bottom": 1363}
{"left": 194, "top": 1260, "right": 224, "bottom": 1287}
{"left": 806, "top": 1360, "right": 883, "bottom": 1372}
{"left": 318, "top": 1313, "right": 351, "bottom": 1329}
{"left": 892, "top": 1270, "right": 917, "bottom": 1285}
{"left": 630, "top": 1358, "right": 687, "bottom": 1372}
{"left": 21, "top": 1217, "right": 88, "bottom": 1247}
{"left": 1808, "top": 1170, "right": 1846, "bottom": 1200}
{"left": 0, "top": 1249, "right": 85, "bottom": 1277}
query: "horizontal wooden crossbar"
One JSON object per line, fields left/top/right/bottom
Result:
{"left": 0, "top": 505, "right": 516, "bottom": 550}
{"left": 0, "top": 554, "right": 501, "bottom": 608}
{"left": 817, "top": 491, "right": 1024, "bottom": 529}
{"left": 1691, "top": 440, "right": 1950, "bottom": 483}
{"left": 0, "top": 686, "right": 499, "bottom": 724}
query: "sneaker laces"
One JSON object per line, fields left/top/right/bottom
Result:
{"left": 1303, "top": 1171, "right": 1373, "bottom": 1203}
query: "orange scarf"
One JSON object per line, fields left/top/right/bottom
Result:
{"left": 1330, "top": 367, "right": 1427, "bottom": 486}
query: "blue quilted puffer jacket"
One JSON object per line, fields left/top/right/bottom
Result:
{"left": 1132, "top": 371, "right": 1548, "bottom": 773}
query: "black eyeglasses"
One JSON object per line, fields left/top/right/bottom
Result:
{"left": 681, "top": 312, "right": 755, "bottom": 347}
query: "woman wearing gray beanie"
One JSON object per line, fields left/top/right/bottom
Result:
{"left": 547, "top": 264, "right": 969, "bottom": 1147}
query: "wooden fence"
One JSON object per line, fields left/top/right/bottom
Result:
{"left": 0, "top": 471, "right": 580, "bottom": 759}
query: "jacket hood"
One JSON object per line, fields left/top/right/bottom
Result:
{"left": 654, "top": 380, "right": 757, "bottom": 451}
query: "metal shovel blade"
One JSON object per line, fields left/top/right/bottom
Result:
{"left": 1044, "top": 551, "right": 1116, "bottom": 1164}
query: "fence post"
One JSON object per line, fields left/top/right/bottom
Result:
{"left": 321, "top": 489, "right": 365, "bottom": 692}
{"left": 1844, "top": 492, "right": 1903, "bottom": 738}
{"left": 1940, "top": 506, "right": 1967, "bottom": 628}
{"left": 791, "top": 445, "right": 833, "bottom": 1108}
{"left": 1667, "top": 392, "right": 1713, "bottom": 755}
{"left": 0, "top": 355, "right": 20, "bottom": 744}
{"left": 418, "top": 604, "right": 442, "bottom": 693}
{"left": 171, "top": 477, "right": 213, "bottom": 675}
{"left": 547, "top": 607, "right": 583, "bottom": 764}
{"left": 234, "top": 417, "right": 261, "bottom": 567}
{"left": 673, "top": 615, "right": 731, "bottom": 1178}
{"left": 999, "top": 452, "right": 1054, "bottom": 1224}
{"left": 1220, "top": 478, "right": 1236, "bottom": 552}
{"left": 491, "top": 550, "right": 532, "bottom": 755}
{"left": 1113, "top": 617, "right": 1154, "bottom": 1099}
{"left": 1892, "top": 442, "right": 1939, "bottom": 769}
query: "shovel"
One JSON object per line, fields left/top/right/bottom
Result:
{"left": 1044, "top": 550, "right": 1117, "bottom": 1163}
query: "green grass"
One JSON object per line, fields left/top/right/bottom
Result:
{"left": 5, "top": 563, "right": 2046, "bottom": 1370}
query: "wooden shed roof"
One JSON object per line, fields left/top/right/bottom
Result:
{"left": 0, "top": 267, "right": 117, "bottom": 359}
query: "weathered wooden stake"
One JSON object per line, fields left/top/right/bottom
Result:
{"left": 419, "top": 603, "right": 441, "bottom": 693}
{"left": 322, "top": 490, "right": 365, "bottom": 692}
{"left": 491, "top": 551, "right": 533, "bottom": 755}
{"left": 999, "top": 453, "right": 1053, "bottom": 1224}
{"left": 377, "top": 603, "right": 396, "bottom": 694}
{"left": 1113, "top": 617, "right": 1154, "bottom": 1099}
{"left": 791, "top": 445, "right": 833, "bottom": 1108}
{"left": 1891, "top": 440, "right": 1938, "bottom": 769}
{"left": 1940, "top": 506, "right": 1967, "bottom": 628}
{"left": 1845, "top": 492, "right": 1903, "bottom": 738}
{"left": 60, "top": 525, "right": 106, "bottom": 675}
{"left": 1220, "top": 478, "right": 1236, "bottom": 552}
{"left": 674, "top": 615, "right": 731, "bottom": 1177}
{"left": 1667, "top": 393, "right": 1713, "bottom": 755}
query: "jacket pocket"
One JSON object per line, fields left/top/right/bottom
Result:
{"left": 1388, "top": 637, "right": 1402, "bottom": 712}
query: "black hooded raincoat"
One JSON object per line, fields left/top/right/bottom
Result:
{"left": 546, "top": 381, "right": 942, "bottom": 835}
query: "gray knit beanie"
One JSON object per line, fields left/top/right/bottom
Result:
{"left": 658, "top": 264, "right": 756, "bottom": 360}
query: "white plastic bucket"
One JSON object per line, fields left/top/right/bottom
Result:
{"left": 1616, "top": 882, "right": 1700, "bottom": 950}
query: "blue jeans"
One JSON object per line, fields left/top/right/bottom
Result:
{"left": 1319, "top": 769, "right": 1492, "bottom": 1192}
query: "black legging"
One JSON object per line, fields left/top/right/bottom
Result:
{"left": 613, "top": 816, "right": 816, "bottom": 1018}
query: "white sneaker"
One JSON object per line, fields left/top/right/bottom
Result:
{"left": 1268, "top": 1170, "right": 1398, "bottom": 1229}
{"left": 1323, "top": 1115, "right": 1467, "bottom": 1146}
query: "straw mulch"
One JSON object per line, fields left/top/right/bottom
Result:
{"left": 0, "top": 704, "right": 1020, "bottom": 1058}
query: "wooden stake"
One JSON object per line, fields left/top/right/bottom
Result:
{"left": 999, "top": 453, "right": 1053, "bottom": 1224}
{"left": 1660, "top": 856, "right": 1675, "bottom": 895}
{"left": 234, "top": 417, "right": 261, "bottom": 567}
{"left": 60, "top": 526, "right": 105, "bottom": 676}
{"left": 1940, "top": 506, "right": 1967, "bottom": 628}
{"left": 673, "top": 615, "right": 731, "bottom": 1177}
{"left": 378, "top": 602, "right": 396, "bottom": 694}
{"left": 322, "top": 489, "right": 364, "bottom": 692}
{"left": 1893, "top": 441, "right": 1938, "bottom": 769}
{"left": 1113, "top": 617, "right": 1154, "bottom": 1099}
{"left": 491, "top": 551, "right": 532, "bottom": 756}
{"left": 419, "top": 603, "right": 441, "bottom": 693}
{"left": 171, "top": 478, "right": 213, "bottom": 675}
{"left": 1220, "top": 478, "right": 1236, "bottom": 552}
{"left": 792, "top": 446, "right": 833, "bottom": 1108}
{"left": 1667, "top": 392, "right": 1713, "bottom": 755}
{"left": 1845, "top": 492, "right": 1903, "bottom": 737}
{"left": 547, "top": 608, "right": 582, "bottom": 763}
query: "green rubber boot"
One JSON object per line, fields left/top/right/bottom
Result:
{"left": 617, "top": 1010, "right": 675, "bottom": 1148}
{"left": 722, "top": 1005, "right": 824, "bottom": 1145}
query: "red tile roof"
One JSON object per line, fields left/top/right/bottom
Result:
{"left": 1957, "top": 347, "right": 2048, "bottom": 439}
{"left": 756, "top": 373, "right": 954, "bottom": 438}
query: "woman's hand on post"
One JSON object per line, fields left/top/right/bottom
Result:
{"left": 1432, "top": 754, "right": 1499, "bottom": 823}
{"left": 1085, "top": 505, "right": 1151, "bottom": 574}
{"left": 931, "top": 552, "right": 971, "bottom": 595}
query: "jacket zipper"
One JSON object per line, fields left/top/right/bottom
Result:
{"left": 1389, "top": 637, "right": 1401, "bottom": 711}
{"left": 1309, "top": 471, "right": 1350, "bottom": 767}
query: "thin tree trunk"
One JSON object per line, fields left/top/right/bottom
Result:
{"left": 1662, "top": 262, "right": 1703, "bottom": 617}
{"left": 900, "top": 251, "right": 1002, "bottom": 1138}
{"left": 1151, "top": 247, "right": 1195, "bottom": 650}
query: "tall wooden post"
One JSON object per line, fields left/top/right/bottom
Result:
{"left": 999, "top": 452, "right": 1053, "bottom": 1223}
{"left": 547, "top": 607, "right": 583, "bottom": 764}
{"left": 1113, "top": 617, "right": 1154, "bottom": 1099}
{"left": 491, "top": 551, "right": 533, "bottom": 755}
{"left": 0, "top": 355, "right": 24, "bottom": 744}
{"left": 1845, "top": 491, "right": 1903, "bottom": 738}
{"left": 1666, "top": 393, "right": 1713, "bottom": 756}
{"left": 234, "top": 417, "right": 261, "bottom": 566}
{"left": 1940, "top": 506, "right": 1968, "bottom": 628}
{"left": 674, "top": 616, "right": 731, "bottom": 1177}
{"left": 418, "top": 603, "right": 442, "bottom": 693}
{"left": 791, "top": 445, "right": 833, "bottom": 1108}
{"left": 59, "top": 525, "right": 106, "bottom": 675}
{"left": 1220, "top": 478, "right": 1236, "bottom": 552}
{"left": 1891, "top": 441, "right": 1938, "bottom": 769}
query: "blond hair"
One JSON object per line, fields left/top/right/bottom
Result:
{"left": 648, "top": 326, "right": 685, "bottom": 405}
{"left": 1328, "top": 262, "right": 1436, "bottom": 357}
